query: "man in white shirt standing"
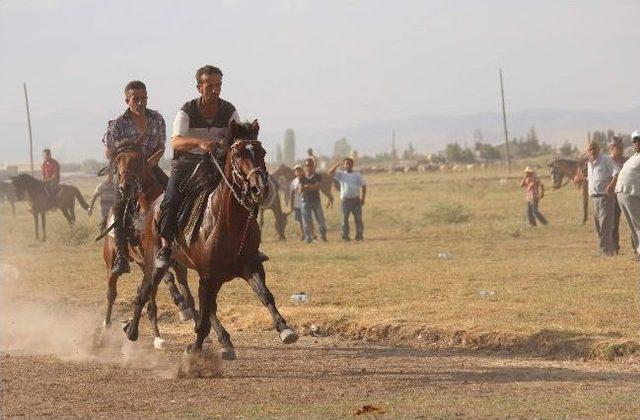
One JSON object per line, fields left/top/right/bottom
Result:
{"left": 156, "top": 65, "right": 240, "bottom": 268}
{"left": 614, "top": 130, "right": 640, "bottom": 258}
{"left": 587, "top": 141, "right": 616, "bottom": 256}
{"left": 329, "top": 157, "right": 367, "bottom": 241}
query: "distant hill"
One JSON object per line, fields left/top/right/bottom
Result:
{"left": 2, "top": 107, "right": 638, "bottom": 164}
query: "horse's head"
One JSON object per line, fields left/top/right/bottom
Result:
{"left": 548, "top": 160, "right": 564, "bottom": 189}
{"left": 112, "top": 140, "right": 145, "bottom": 199}
{"left": 225, "top": 120, "right": 269, "bottom": 206}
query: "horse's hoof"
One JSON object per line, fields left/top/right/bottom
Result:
{"left": 153, "top": 337, "right": 166, "bottom": 350}
{"left": 179, "top": 307, "right": 193, "bottom": 322}
{"left": 219, "top": 347, "right": 237, "bottom": 360}
{"left": 280, "top": 328, "right": 299, "bottom": 344}
{"left": 123, "top": 321, "right": 139, "bottom": 342}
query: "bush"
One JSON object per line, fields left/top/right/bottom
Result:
{"left": 425, "top": 203, "right": 471, "bottom": 224}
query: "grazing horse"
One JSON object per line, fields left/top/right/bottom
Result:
{"left": 125, "top": 120, "right": 298, "bottom": 359}
{"left": 10, "top": 174, "right": 90, "bottom": 240}
{"left": 271, "top": 163, "right": 336, "bottom": 208}
{"left": 548, "top": 157, "right": 589, "bottom": 225}
{"left": 259, "top": 177, "right": 289, "bottom": 240}
{"left": 0, "top": 181, "right": 17, "bottom": 216}
{"left": 102, "top": 141, "right": 195, "bottom": 349}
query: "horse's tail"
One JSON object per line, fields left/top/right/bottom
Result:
{"left": 72, "top": 186, "right": 90, "bottom": 210}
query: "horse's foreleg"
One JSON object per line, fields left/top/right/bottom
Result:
{"left": 173, "top": 264, "right": 196, "bottom": 321}
{"left": 41, "top": 212, "right": 47, "bottom": 242}
{"left": 187, "top": 278, "right": 217, "bottom": 353}
{"left": 209, "top": 293, "right": 236, "bottom": 360}
{"left": 33, "top": 212, "right": 39, "bottom": 240}
{"left": 146, "top": 275, "right": 165, "bottom": 350}
{"left": 246, "top": 263, "right": 298, "bottom": 344}
{"left": 105, "top": 272, "right": 118, "bottom": 327}
{"left": 124, "top": 267, "right": 164, "bottom": 341}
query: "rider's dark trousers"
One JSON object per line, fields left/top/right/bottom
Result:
{"left": 43, "top": 179, "right": 59, "bottom": 198}
{"left": 159, "top": 156, "right": 199, "bottom": 242}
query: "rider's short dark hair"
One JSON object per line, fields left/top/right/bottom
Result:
{"left": 124, "top": 80, "right": 146, "bottom": 96}
{"left": 43, "top": 148, "right": 51, "bottom": 154}
{"left": 195, "top": 65, "right": 223, "bottom": 84}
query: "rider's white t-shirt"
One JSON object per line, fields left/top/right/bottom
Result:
{"left": 172, "top": 109, "right": 240, "bottom": 155}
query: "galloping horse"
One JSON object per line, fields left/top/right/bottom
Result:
{"left": 548, "top": 157, "right": 589, "bottom": 224}
{"left": 124, "top": 120, "right": 298, "bottom": 359}
{"left": 271, "top": 163, "right": 336, "bottom": 208}
{"left": 10, "top": 174, "right": 90, "bottom": 240}
{"left": 102, "top": 141, "right": 195, "bottom": 349}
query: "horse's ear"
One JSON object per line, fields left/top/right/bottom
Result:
{"left": 146, "top": 148, "right": 163, "bottom": 167}
{"left": 252, "top": 119, "right": 260, "bottom": 132}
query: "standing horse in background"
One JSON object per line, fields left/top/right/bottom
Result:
{"left": 271, "top": 163, "right": 336, "bottom": 208}
{"left": 548, "top": 157, "right": 589, "bottom": 225}
{"left": 10, "top": 174, "right": 90, "bottom": 240}
{"left": 125, "top": 120, "right": 298, "bottom": 360}
{"left": 101, "top": 141, "right": 195, "bottom": 349}
{"left": 259, "top": 177, "right": 289, "bottom": 241}
{"left": 0, "top": 181, "right": 17, "bottom": 216}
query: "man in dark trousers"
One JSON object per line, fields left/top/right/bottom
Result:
{"left": 102, "top": 80, "right": 167, "bottom": 276}
{"left": 329, "top": 157, "right": 367, "bottom": 241}
{"left": 155, "top": 65, "right": 240, "bottom": 268}
{"left": 300, "top": 158, "right": 328, "bottom": 243}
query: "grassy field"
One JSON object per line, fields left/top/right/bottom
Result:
{"left": 1, "top": 167, "right": 638, "bottom": 360}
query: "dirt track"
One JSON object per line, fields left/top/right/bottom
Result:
{"left": 3, "top": 330, "right": 640, "bottom": 417}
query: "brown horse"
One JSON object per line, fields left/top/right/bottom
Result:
{"left": 0, "top": 181, "right": 17, "bottom": 216}
{"left": 271, "top": 163, "right": 335, "bottom": 208}
{"left": 10, "top": 174, "right": 90, "bottom": 241}
{"left": 101, "top": 142, "right": 195, "bottom": 349}
{"left": 548, "top": 157, "right": 589, "bottom": 225}
{"left": 259, "top": 177, "right": 289, "bottom": 240}
{"left": 124, "top": 120, "right": 298, "bottom": 359}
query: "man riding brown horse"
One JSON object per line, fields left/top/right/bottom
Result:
{"left": 41, "top": 148, "right": 60, "bottom": 203}
{"left": 102, "top": 80, "right": 168, "bottom": 276}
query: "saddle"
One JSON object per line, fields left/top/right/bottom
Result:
{"left": 176, "top": 155, "right": 224, "bottom": 245}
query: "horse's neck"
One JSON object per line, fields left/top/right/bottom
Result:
{"left": 213, "top": 160, "right": 250, "bottom": 231}
{"left": 138, "top": 170, "right": 162, "bottom": 209}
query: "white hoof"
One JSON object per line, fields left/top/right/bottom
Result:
{"left": 219, "top": 347, "right": 237, "bottom": 361}
{"left": 280, "top": 328, "right": 299, "bottom": 344}
{"left": 153, "top": 337, "right": 167, "bottom": 350}
{"left": 179, "top": 308, "right": 193, "bottom": 322}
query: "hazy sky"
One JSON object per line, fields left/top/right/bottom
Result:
{"left": 1, "top": 0, "right": 639, "bottom": 160}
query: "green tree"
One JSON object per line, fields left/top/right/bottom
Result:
{"left": 402, "top": 142, "right": 416, "bottom": 160}
{"left": 474, "top": 142, "right": 501, "bottom": 161}
{"left": 559, "top": 140, "right": 576, "bottom": 156}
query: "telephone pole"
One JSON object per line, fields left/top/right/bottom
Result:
{"left": 23, "top": 83, "right": 34, "bottom": 175}
{"left": 499, "top": 69, "right": 512, "bottom": 174}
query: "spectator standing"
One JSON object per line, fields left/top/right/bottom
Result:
{"left": 587, "top": 141, "right": 616, "bottom": 256}
{"left": 300, "top": 158, "right": 327, "bottom": 243}
{"left": 605, "top": 136, "right": 628, "bottom": 253}
{"left": 89, "top": 170, "right": 117, "bottom": 220}
{"left": 520, "top": 167, "right": 548, "bottom": 227}
{"left": 289, "top": 164, "right": 315, "bottom": 240}
{"left": 615, "top": 130, "right": 640, "bottom": 258}
{"left": 329, "top": 158, "right": 367, "bottom": 241}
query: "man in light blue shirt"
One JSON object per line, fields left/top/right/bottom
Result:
{"left": 329, "top": 158, "right": 367, "bottom": 241}
{"left": 587, "top": 141, "right": 616, "bottom": 255}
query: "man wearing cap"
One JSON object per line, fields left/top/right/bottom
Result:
{"left": 329, "top": 157, "right": 367, "bottom": 241}
{"left": 605, "top": 136, "right": 628, "bottom": 253}
{"left": 520, "top": 166, "right": 547, "bottom": 227}
{"left": 614, "top": 130, "right": 640, "bottom": 258}
{"left": 587, "top": 141, "right": 616, "bottom": 256}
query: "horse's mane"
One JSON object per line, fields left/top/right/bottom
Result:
{"left": 12, "top": 173, "right": 41, "bottom": 186}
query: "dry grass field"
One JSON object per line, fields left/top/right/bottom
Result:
{"left": 2, "top": 167, "right": 640, "bottom": 417}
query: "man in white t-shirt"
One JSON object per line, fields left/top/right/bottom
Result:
{"left": 156, "top": 65, "right": 240, "bottom": 268}
{"left": 615, "top": 130, "right": 640, "bottom": 257}
{"left": 587, "top": 141, "right": 616, "bottom": 256}
{"left": 329, "top": 157, "right": 367, "bottom": 241}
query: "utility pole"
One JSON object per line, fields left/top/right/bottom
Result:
{"left": 23, "top": 83, "right": 34, "bottom": 175}
{"left": 499, "top": 69, "right": 512, "bottom": 174}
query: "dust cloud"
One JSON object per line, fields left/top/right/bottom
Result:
{"left": 0, "top": 263, "right": 183, "bottom": 378}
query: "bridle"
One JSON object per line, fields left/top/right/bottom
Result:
{"left": 210, "top": 140, "right": 268, "bottom": 213}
